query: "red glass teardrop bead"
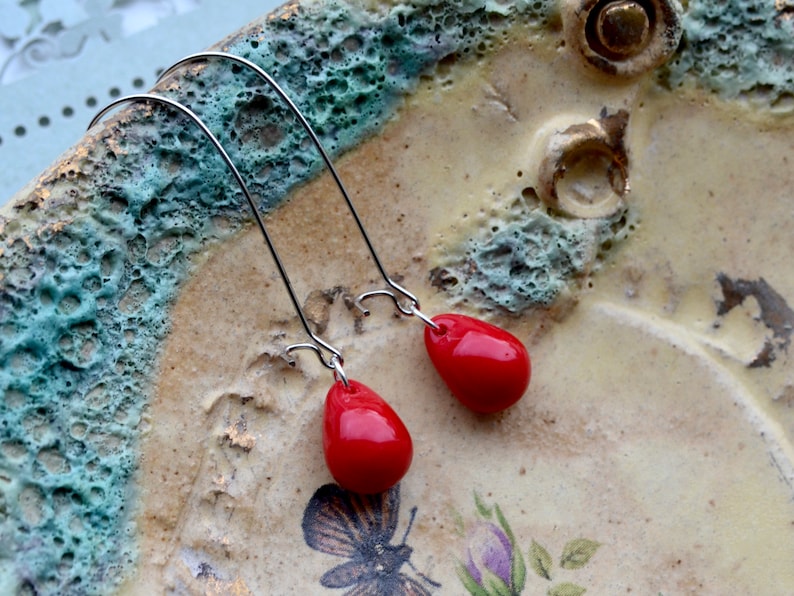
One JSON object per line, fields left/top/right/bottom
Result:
{"left": 424, "top": 313, "right": 531, "bottom": 414}
{"left": 323, "top": 379, "right": 413, "bottom": 494}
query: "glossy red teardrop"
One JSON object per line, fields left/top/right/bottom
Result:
{"left": 424, "top": 313, "right": 531, "bottom": 414}
{"left": 323, "top": 379, "right": 413, "bottom": 494}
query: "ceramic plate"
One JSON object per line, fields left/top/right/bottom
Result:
{"left": 2, "top": 1, "right": 793, "bottom": 593}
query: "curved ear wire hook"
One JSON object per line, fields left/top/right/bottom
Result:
{"left": 156, "top": 51, "right": 437, "bottom": 329}
{"left": 87, "top": 93, "right": 348, "bottom": 383}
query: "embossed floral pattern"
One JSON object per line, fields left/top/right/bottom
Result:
{"left": 0, "top": 0, "right": 198, "bottom": 85}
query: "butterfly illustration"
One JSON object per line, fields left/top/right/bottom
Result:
{"left": 301, "top": 483, "right": 441, "bottom": 595}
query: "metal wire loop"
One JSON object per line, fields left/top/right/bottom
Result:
{"left": 286, "top": 343, "right": 348, "bottom": 386}
{"left": 355, "top": 288, "right": 439, "bottom": 330}
{"left": 330, "top": 356, "right": 349, "bottom": 388}
{"left": 355, "top": 290, "right": 416, "bottom": 318}
{"left": 409, "top": 303, "right": 440, "bottom": 330}
{"left": 87, "top": 93, "right": 345, "bottom": 375}
{"left": 157, "top": 51, "right": 429, "bottom": 324}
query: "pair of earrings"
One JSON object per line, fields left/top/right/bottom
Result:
{"left": 90, "top": 52, "right": 531, "bottom": 495}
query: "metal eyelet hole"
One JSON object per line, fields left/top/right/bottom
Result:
{"left": 564, "top": 0, "right": 682, "bottom": 77}
{"left": 537, "top": 111, "right": 630, "bottom": 219}
{"left": 588, "top": 0, "right": 652, "bottom": 60}
{"left": 553, "top": 141, "right": 626, "bottom": 216}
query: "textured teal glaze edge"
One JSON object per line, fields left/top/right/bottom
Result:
{"left": 431, "top": 192, "right": 636, "bottom": 313}
{"left": 461, "top": 208, "right": 634, "bottom": 311}
{"left": 0, "top": 1, "right": 554, "bottom": 593}
{"left": 661, "top": 0, "right": 794, "bottom": 107}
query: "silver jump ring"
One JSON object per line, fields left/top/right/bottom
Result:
{"left": 331, "top": 356, "right": 349, "bottom": 388}
{"left": 410, "top": 304, "right": 440, "bottom": 330}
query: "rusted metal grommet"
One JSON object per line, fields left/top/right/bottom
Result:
{"left": 564, "top": 0, "right": 682, "bottom": 76}
{"left": 537, "top": 111, "right": 630, "bottom": 219}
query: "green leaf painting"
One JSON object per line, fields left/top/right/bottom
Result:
{"left": 474, "top": 491, "right": 494, "bottom": 519}
{"left": 529, "top": 539, "right": 553, "bottom": 580}
{"left": 560, "top": 539, "right": 601, "bottom": 570}
{"left": 548, "top": 582, "right": 587, "bottom": 596}
{"left": 511, "top": 540, "right": 527, "bottom": 594}
{"left": 458, "top": 562, "right": 491, "bottom": 596}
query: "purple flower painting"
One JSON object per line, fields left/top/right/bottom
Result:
{"left": 458, "top": 493, "right": 601, "bottom": 596}
{"left": 465, "top": 522, "right": 514, "bottom": 588}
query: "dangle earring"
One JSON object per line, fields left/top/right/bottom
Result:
{"left": 158, "top": 51, "right": 532, "bottom": 415}
{"left": 88, "top": 94, "right": 412, "bottom": 495}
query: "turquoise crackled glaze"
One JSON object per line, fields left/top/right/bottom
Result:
{"left": 663, "top": 0, "right": 794, "bottom": 106}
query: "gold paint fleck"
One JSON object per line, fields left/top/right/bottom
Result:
{"left": 269, "top": 1, "right": 300, "bottom": 21}
{"left": 204, "top": 577, "right": 254, "bottom": 596}
{"left": 212, "top": 474, "right": 230, "bottom": 493}
{"left": 776, "top": 0, "right": 794, "bottom": 13}
{"left": 222, "top": 418, "right": 256, "bottom": 452}
{"left": 52, "top": 159, "right": 82, "bottom": 181}
{"left": 36, "top": 219, "right": 72, "bottom": 239}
